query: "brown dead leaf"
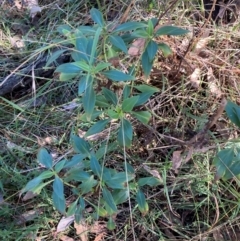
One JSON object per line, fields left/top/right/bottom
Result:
{"left": 60, "top": 235, "right": 75, "bottom": 241}
{"left": 93, "top": 232, "right": 106, "bottom": 241}
{"left": 128, "top": 38, "right": 145, "bottom": 56}
{"left": 74, "top": 221, "right": 88, "bottom": 241}
{"left": 207, "top": 68, "right": 222, "bottom": 98}
{"left": 108, "top": 57, "right": 120, "bottom": 67}
{"left": 22, "top": 191, "right": 38, "bottom": 201}
{"left": 171, "top": 150, "right": 182, "bottom": 173}
{"left": 190, "top": 68, "right": 201, "bottom": 89}
{"left": 16, "top": 209, "right": 42, "bottom": 225}
{"left": 56, "top": 215, "right": 75, "bottom": 233}
{"left": 212, "top": 229, "right": 225, "bottom": 241}
{"left": 143, "top": 164, "right": 163, "bottom": 182}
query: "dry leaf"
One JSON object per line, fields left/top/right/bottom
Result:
{"left": 128, "top": 38, "right": 145, "bottom": 56}
{"left": 74, "top": 221, "right": 88, "bottom": 241}
{"left": 171, "top": 150, "right": 182, "bottom": 173}
{"left": 190, "top": 68, "right": 201, "bottom": 89}
{"left": 212, "top": 229, "right": 225, "bottom": 241}
{"left": 56, "top": 215, "right": 75, "bottom": 233}
{"left": 22, "top": 191, "right": 38, "bottom": 201}
{"left": 143, "top": 164, "right": 163, "bottom": 182}
{"left": 94, "top": 232, "right": 106, "bottom": 241}
{"left": 90, "top": 221, "right": 107, "bottom": 234}
{"left": 60, "top": 235, "right": 75, "bottom": 241}
{"left": 16, "top": 209, "right": 42, "bottom": 225}
{"left": 207, "top": 68, "right": 222, "bottom": 98}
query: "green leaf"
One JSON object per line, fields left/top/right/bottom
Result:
{"left": 141, "top": 49, "right": 152, "bottom": 77}
{"left": 136, "top": 189, "right": 149, "bottom": 215}
{"left": 54, "top": 160, "right": 67, "bottom": 173}
{"left": 158, "top": 42, "right": 172, "bottom": 57}
{"left": 94, "top": 62, "right": 111, "bottom": 73}
{"left": 138, "top": 177, "right": 162, "bottom": 187}
{"left": 90, "top": 8, "right": 105, "bottom": 27}
{"left": 57, "top": 25, "right": 71, "bottom": 35}
{"left": 79, "top": 175, "right": 97, "bottom": 194}
{"left": 67, "top": 199, "right": 78, "bottom": 216}
{"left": 96, "top": 95, "right": 111, "bottom": 107}
{"left": 155, "top": 25, "right": 189, "bottom": 36}
{"left": 59, "top": 73, "right": 78, "bottom": 81}
{"left": 147, "top": 19, "right": 154, "bottom": 36}
{"left": 85, "top": 119, "right": 110, "bottom": 137}
{"left": 55, "top": 62, "right": 82, "bottom": 74}
{"left": 112, "top": 189, "right": 129, "bottom": 205}
{"left": 64, "top": 154, "right": 86, "bottom": 169}
{"left": 39, "top": 170, "right": 55, "bottom": 179}
{"left": 125, "top": 162, "right": 135, "bottom": 174}
{"left": 37, "top": 148, "right": 53, "bottom": 169}
{"left": 65, "top": 170, "right": 90, "bottom": 182}
{"left": 75, "top": 206, "right": 83, "bottom": 224}
{"left": 75, "top": 61, "right": 91, "bottom": 72}
{"left": 53, "top": 177, "right": 64, "bottom": 199}
{"left": 77, "top": 26, "right": 96, "bottom": 35}
{"left": 107, "top": 109, "right": 120, "bottom": 119}
{"left": 90, "top": 27, "right": 102, "bottom": 65}
{"left": 107, "top": 217, "right": 116, "bottom": 230}
{"left": 52, "top": 191, "right": 66, "bottom": 214}
{"left": 224, "top": 160, "right": 240, "bottom": 180}
{"left": 134, "top": 91, "right": 153, "bottom": 106}
{"left": 78, "top": 75, "right": 90, "bottom": 95}
{"left": 214, "top": 148, "right": 235, "bottom": 179}
{"left": 225, "top": 101, "right": 240, "bottom": 128}
{"left": 102, "top": 187, "right": 117, "bottom": 212}
{"left": 134, "top": 84, "right": 159, "bottom": 93}
{"left": 123, "top": 85, "right": 131, "bottom": 99}
{"left": 75, "top": 198, "right": 85, "bottom": 223}
{"left": 131, "top": 111, "right": 151, "bottom": 124}
{"left": 31, "top": 181, "right": 52, "bottom": 194}
{"left": 80, "top": 110, "right": 102, "bottom": 122}
{"left": 146, "top": 40, "right": 158, "bottom": 62}
{"left": 96, "top": 207, "right": 108, "bottom": 217}
{"left": 75, "top": 37, "right": 89, "bottom": 62}
{"left": 117, "top": 119, "right": 133, "bottom": 147}
{"left": 108, "top": 35, "right": 128, "bottom": 53}
{"left": 102, "top": 70, "right": 135, "bottom": 81}
{"left": 122, "top": 96, "right": 139, "bottom": 112}
{"left": 21, "top": 176, "right": 42, "bottom": 193}
{"left": 90, "top": 155, "right": 102, "bottom": 178}
{"left": 71, "top": 135, "right": 91, "bottom": 155}
{"left": 106, "top": 172, "right": 135, "bottom": 189}
{"left": 114, "top": 21, "right": 147, "bottom": 32}
{"left": 46, "top": 49, "right": 68, "bottom": 67}
{"left": 82, "top": 82, "right": 96, "bottom": 121}
{"left": 102, "top": 87, "right": 118, "bottom": 105}
{"left": 132, "top": 29, "right": 150, "bottom": 38}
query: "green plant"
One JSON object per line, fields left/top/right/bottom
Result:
{"left": 214, "top": 101, "right": 240, "bottom": 181}
{"left": 22, "top": 8, "right": 189, "bottom": 228}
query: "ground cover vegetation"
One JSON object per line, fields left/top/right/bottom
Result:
{"left": 0, "top": 0, "right": 240, "bottom": 240}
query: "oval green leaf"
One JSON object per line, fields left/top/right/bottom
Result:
{"left": 37, "top": 148, "right": 53, "bottom": 169}
{"left": 85, "top": 119, "right": 110, "bottom": 137}
{"left": 122, "top": 96, "right": 139, "bottom": 112}
{"left": 131, "top": 111, "right": 151, "bottom": 124}
{"left": 102, "top": 70, "right": 135, "bottom": 81}
{"left": 102, "top": 187, "right": 117, "bottom": 212}
{"left": 136, "top": 189, "right": 149, "bottom": 216}
{"left": 155, "top": 25, "right": 189, "bottom": 36}
{"left": 90, "top": 8, "right": 105, "bottom": 27}
{"left": 102, "top": 87, "right": 118, "bottom": 105}
{"left": 109, "top": 35, "right": 128, "bottom": 53}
